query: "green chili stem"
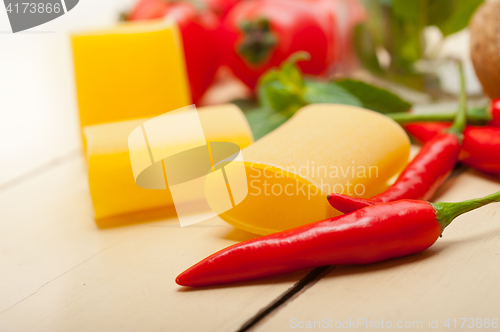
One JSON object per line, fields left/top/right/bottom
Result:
{"left": 389, "top": 63, "right": 488, "bottom": 130}
{"left": 446, "top": 62, "right": 468, "bottom": 138}
{"left": 432, "top": 191, "right": 500, "bottom": 231}
{"left": 387, "top": 106, "right": 490, "bottom": 125}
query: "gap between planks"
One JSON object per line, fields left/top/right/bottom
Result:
{"left": 0, "top": 144, "right": 471, "bottom": 330}
{"left": 236, "top": 266, "right": 334, "bottom": 332}
{"left": 0, "top": 149, "right": 81, "bottom": 193}
{"left": 234, "top": 163, "right": 470, "bottom": 332}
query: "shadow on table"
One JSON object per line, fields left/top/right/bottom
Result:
{"left": 322, "top": 223, "right": 500, "bottom": 283}
{"left": 221, "top": 227, "right": 259, "bottom": 242}
{"left": 95, "top": 205, "right": 178, "bottom": 229}
{"left": 468, "top": 169, "right": 500, "bottom": 185}
{"left": 321, "top": 249, "right": 441, "bottom": 284}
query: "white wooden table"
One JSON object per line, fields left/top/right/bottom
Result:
{"left": 1, "top": 1, "right": 500, "bottom": 331}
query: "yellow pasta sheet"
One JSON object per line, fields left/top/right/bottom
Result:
{"left": 72, "top": 20, "right": 191, "bottom": 128}
{"left": 84, "top": 104, "right": 253, "bottom": 227}
{"left": 214, "top": 104, "right": 411, "bottom": 235}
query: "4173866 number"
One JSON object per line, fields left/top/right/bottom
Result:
{"left": 6, "top": 2, "right": 62, "bottom": 14}
{"left": 444, "top": 318, "right": 498, "bottom": 329}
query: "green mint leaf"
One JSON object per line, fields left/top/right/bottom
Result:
{"left": 260, "top": 81, "right": 305, "bottom": 116}
{"left": 230, "top": 98, "right": 259, "bottom": 112}
{"left": 303, "top": 81, "right": 363, "bottom": 107}
{"left": 256, "top": 52, "right": 309, "bottom": 114}
{"left": 336, "top": 79, "right": 412, "bottom": 113}
{"left": 244, "top": 107, "right": 290, "bottom": 140}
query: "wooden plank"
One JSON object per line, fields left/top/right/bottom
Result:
{"left": 0, "top": 157, "right": 311, "bottom": 332}
{"left": 251, "top": 170, "right": 500, "bottom": 331}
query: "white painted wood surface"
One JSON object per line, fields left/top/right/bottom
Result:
{"left": 2, "top": 156, "right": 500, "bottom": 332}
{"left": 0, "top": 157, "right": 311, "bottom": 332}
{"left": 254, "top": 170, "right": 500, "bottom": 331}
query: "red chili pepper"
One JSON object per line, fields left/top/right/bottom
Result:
{"left": 327, "top": 63, "right": 468, "bottom": 214}
{"left": 128, "top": 0, "right": 221, "bottom": 103}
{"left": 489, "top": 98, "right": 500, "bottom": 127}
{"left": 405, "top": 122, "right": 451, "bottom": 142}
{"left": 327, "top": 132, "right": 461, "bottom": 213}
{"left": 221, "top": 0, "right": 336, "bottom": 89}
{"left": 406, "top": 123, "right": 500, "bottom": 175}
{"left": 388, "top": 98, "right": 500, "bottom": 127}
{"left": 176, "top": 192, "right": 500, "bottom": 287}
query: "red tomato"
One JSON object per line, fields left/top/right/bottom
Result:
{"left": 301, "top": 0, "right": 341, "bottom": 71}
{"left": 199, "top": 0, "right": 242, "bottom": 19}
{"left": 128, "top": 0, "right": 168, "bottom": 20}
{"left": 222, "top": 0, "right": 333, "bottom": 89}
{"left": 129, "top": 0, "right": 221, "bottom": 103}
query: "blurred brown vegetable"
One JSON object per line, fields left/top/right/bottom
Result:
{"left": 470, "top": 0, "right": 500, "bottom": 99}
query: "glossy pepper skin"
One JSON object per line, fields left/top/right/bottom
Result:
{"left": 177, "top": 189, "right": 500, "bottom": 287}
{"left": 490, "top": 98, "right": 500, "bottom": 127}
{"left": 406, "top": 123, "right": 500, "bottom": 175}
{"left": 327, "top": 133, "right": 461, "bottom": 213}
{"left": 177, "top": 201, "right": 440, "bottom": 287}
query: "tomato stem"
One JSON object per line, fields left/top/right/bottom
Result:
{"left": 238, "top": 17, "right": 277, "bottom": 65}
{"left": 432, "top": 191, "right": 500, "bottom": 231}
